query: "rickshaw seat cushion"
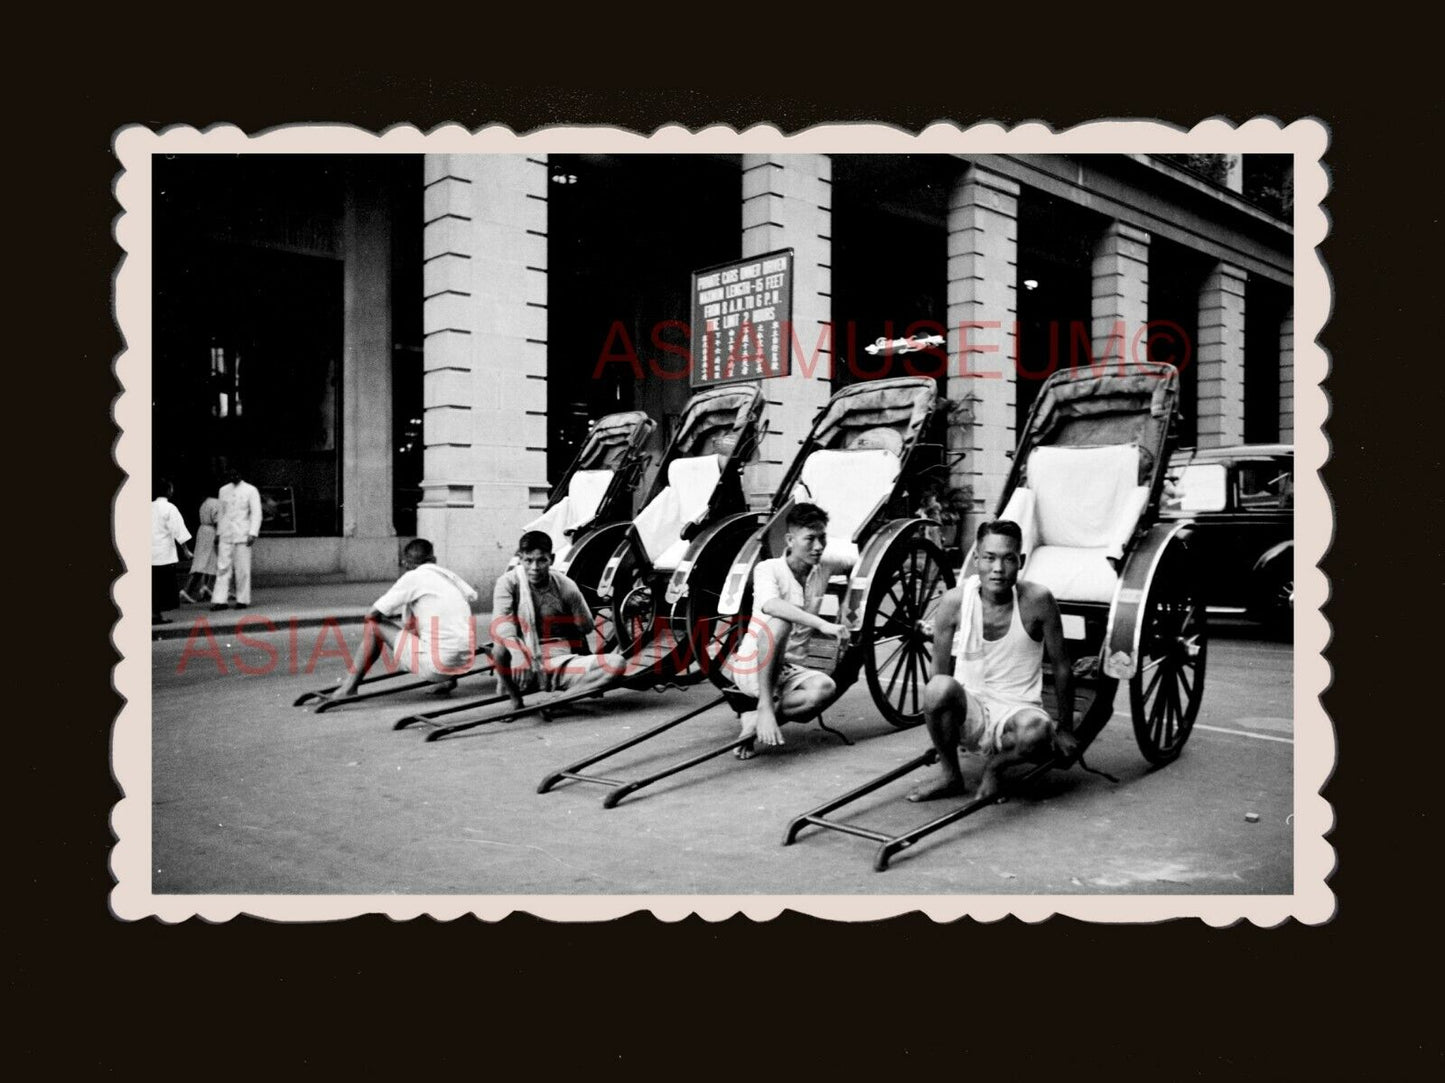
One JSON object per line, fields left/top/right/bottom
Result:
{"left": 1022, "top": 545, "right": 1118, "bottom": 604}
{"left": 1027, "top": 444, "right": 1148, "bottom": 558}
{"left": 999, "top": 487, "right": 1040, "bottom": 554}
{"left": 634, "top": 454, "right": 723, "bottom": 568}
{"left": 524, "top": 469, "right": 615, "bottom": 554}
{"left": 796, "top": 448, "right": 901, "bottom": 572}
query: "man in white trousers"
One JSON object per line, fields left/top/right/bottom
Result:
{"left": 211, "top": 464, "right": 263, "bottom": 610}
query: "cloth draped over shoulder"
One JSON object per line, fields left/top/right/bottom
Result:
{"left": 504, "top": 566, "right": 579, "bottom": 693}
{"left": 951, "top": 574, "right": 987, "bottom": 692}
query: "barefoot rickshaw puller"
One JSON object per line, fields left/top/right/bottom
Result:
{"left": 324, "top": 538, "right": 479, "bottom": 701}
{"left": 909, "top": 519, "right": 1080, "bottom": 804}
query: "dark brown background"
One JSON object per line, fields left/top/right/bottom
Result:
{"left": 27, "top": 26, "right": 1432, "bottom": 1076}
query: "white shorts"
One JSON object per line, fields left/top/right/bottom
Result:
{"left": 963, "top": 689, "right": 1052, "bottom": 755}
{"left": 540, "top": 649, "right": 611, "bottom": 691}
{"left": 503, "top": 641, "right": 615, "bottom": 692}
{"left": 394, "top": 630, "right": 473, "bottom": 683}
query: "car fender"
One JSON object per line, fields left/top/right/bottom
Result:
{"left": 1252, "top": 539, "right": 1293, "bottom": 575}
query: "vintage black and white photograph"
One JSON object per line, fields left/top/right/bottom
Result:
{"left": 115, "top": 122, "right": 1331, "bottom": 921}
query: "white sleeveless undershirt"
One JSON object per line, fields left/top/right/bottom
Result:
{"left": 952, "top": 577, "right": 1044, "bottom": 714}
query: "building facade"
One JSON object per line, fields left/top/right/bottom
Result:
{"left": 152, "top": 152, "right": 1293, "bottom": 589}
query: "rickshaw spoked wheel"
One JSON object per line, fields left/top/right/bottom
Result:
{"left": 614, "top": 579, "right": 654, "bottom": 657}
{"left": 565, "top": 531, "right": 626, "bottom": 654}
{"left": 863, "top": 535, "right": 955, "bottom": 729}
{"left": 1129, "top": 542, "right": 1208, "bottom": 765}
{"left": 684, "top": 579, "right": 750, "bottom": 695}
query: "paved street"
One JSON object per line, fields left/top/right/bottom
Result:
{"left": 147, "top": 618, "right": 1294, "bottom": 895}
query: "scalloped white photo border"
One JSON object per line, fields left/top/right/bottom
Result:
{"left": 111, "top": 118, "right": 1332, "bottom": 924}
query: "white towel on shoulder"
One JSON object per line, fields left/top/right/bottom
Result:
{"left": 951, "top": 574, "right": 987, "bottom": 692}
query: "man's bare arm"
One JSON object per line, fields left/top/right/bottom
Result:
{"left": 1033, "top": 585, "right": 1079, "bottom": 758}
{"left": 760, "top": 597, "right": 844, "bottom": 638}
{"left": 931, "top": 586, "right": 960, "bottom": 679}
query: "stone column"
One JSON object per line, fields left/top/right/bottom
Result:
{"left": 1278, "top": 305, "right": 1294, "bottom": 442}
{"left": 340, "top": 165, "right": 397, "bottom": 580}
{"left": 1196, "top": 262, "right": 1248, "bottom": 448}
{"left": 740, "top": 153, "right": 833, "bottom": 507}
{"left": 418, "top": 154, "right": 549, "bottom": 589}
{"left": 946, "top": 163, "right": 1019, "bottom": 532}
{"left": 1091, "top": 221, "right": 1151, "bottom": 370}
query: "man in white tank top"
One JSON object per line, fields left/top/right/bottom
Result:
{"left": 907, "top": 520, "right": 1079, "bottom": 803}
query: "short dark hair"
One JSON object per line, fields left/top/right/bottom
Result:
{"left": 518, "top": 530, "right": 554, "bottom": 556}
{"left": 403, "top": 538, "right": 435, "bottom": 564}
{"left": 976, "top": 519, "right": 1023, "bottom": 547}
{"left": 153, "top": 477, "right": 173, "bottom": 500}
{"left": 787, "top": 502, "right": 829, "bottom": 533}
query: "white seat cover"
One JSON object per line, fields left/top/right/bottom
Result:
{"left": 1027, "top": 444, "right": 1147, "bottom": 556}
{"left": 1006, "top": 445, "right": 1149, "bottom": 605}
{"left": 632, "top": 455, "right": 723, "bottom": 569}
{"left": 524, "top": 468, "right": 615, "bottom": 554}
{"left": 1022, "top": 545, "right": 1119, "bottom": 604}
{"left": 795, "top": 448, "right": 900, "bottom": 572}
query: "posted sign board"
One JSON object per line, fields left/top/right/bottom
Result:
{"left": 690, "top": 249, "right": 794, "bottom": 386}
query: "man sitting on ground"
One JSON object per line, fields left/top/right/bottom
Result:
{"left": 489, "top": 530, "right": 627, "bottom": 710}
{"left": 730, "top": 502, "right": 848, "bottom": 760}
{"left": 908, "top": 519, "right": 1079, "bottom": 803}
{"left": 323, "top": 538, "right": 478, "bottom": 701}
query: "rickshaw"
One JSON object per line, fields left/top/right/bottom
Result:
{"left": 782, "top": 361, "right": 1208, "bottom": 870}
{"left": 392, "top": 385, "right": 769, "bottom": 738}
{"left": 537, "top": 374, "right": 961, "bottom": 807}
{"left": 292, "top": 410, "right": 655, "bottom": 712}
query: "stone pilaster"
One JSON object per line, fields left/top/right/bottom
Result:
{"left": 740, "top": 153, "right": 832, "bottom": 507}
{"left": 946, "top": 164, "right": 1019, "bottom": 531}
{"left": 1197, "top": 262, "right": 1248, "bottom": 448}
{"left": 418, "top": 154, "right": 549, "bottom": 588}
{"left": 1091, "top": 221, "right": 1151, "bottom": 371}
{"left": 340, "top": 164, "right": 398, "bottom": 579}
{"left": 1278, "top": 305, "right": 1294, "bottom": 442}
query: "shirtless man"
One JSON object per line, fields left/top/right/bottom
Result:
{"left": 731, "top": 502, "right": 848, "bottom": 760}
{"left": 489, "top": 530, "right": 627, "bottom": 710}
{"left": 908, "top": 519, "right": 1080, "bottom": 803}
{"left": 324, "top": 538, "right": 479, "bottom": 701}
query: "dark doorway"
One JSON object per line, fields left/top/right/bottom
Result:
{"left": 154, "top": 155, "right": 423, "bottom": 538}
{"left": 831, "top": 155, "right": 950, "bottom": 389}
{"left": 1244, "top": 279, "right": 1290, "bottom": 444}
{"left": 390, "top": 159, "right": 424, "bottom": 536}
{"left": 546, "top": 154, "right": 741, "bottom": 483}
{"left": 154, "top": 153, "right": 346, "bottom": 540}
{"left": 1148, "top": 237, "right": 1213, "bottom": 448}
{"left": 1015, "top": 191, "right": 1104, "bottom": 429}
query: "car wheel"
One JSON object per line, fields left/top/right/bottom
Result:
{"left": 1253, "top": 562, "right": 1293, "bottom": 640}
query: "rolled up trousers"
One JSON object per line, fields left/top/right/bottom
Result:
{"left": 214, "top": 539, "right": 253, "bottom": 605}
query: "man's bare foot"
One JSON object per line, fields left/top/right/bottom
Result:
{"left": 906, "top": 775, "right": 970, "bottom": 802}
{"left": 424, "top": 679, "right": 457, "bottom": 698}
{"left": 975, "top": 773, "right": 1003, "bottom": 802}
{"left": 320, "top": 687, "right": 358, "bottom": 703}
{"left": 736, "top": 711, "right": 758, "bottom": 759}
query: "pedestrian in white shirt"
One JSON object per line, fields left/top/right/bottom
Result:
{"left": 151, "top": 478, "right": 192, "bottom": 624}
{"left": 211, "top": 464, "right": 263, "bottom": 610}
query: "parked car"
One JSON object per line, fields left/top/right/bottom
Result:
{"left": 1160, "top": 443, "right": 1293, "bottom": 633}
